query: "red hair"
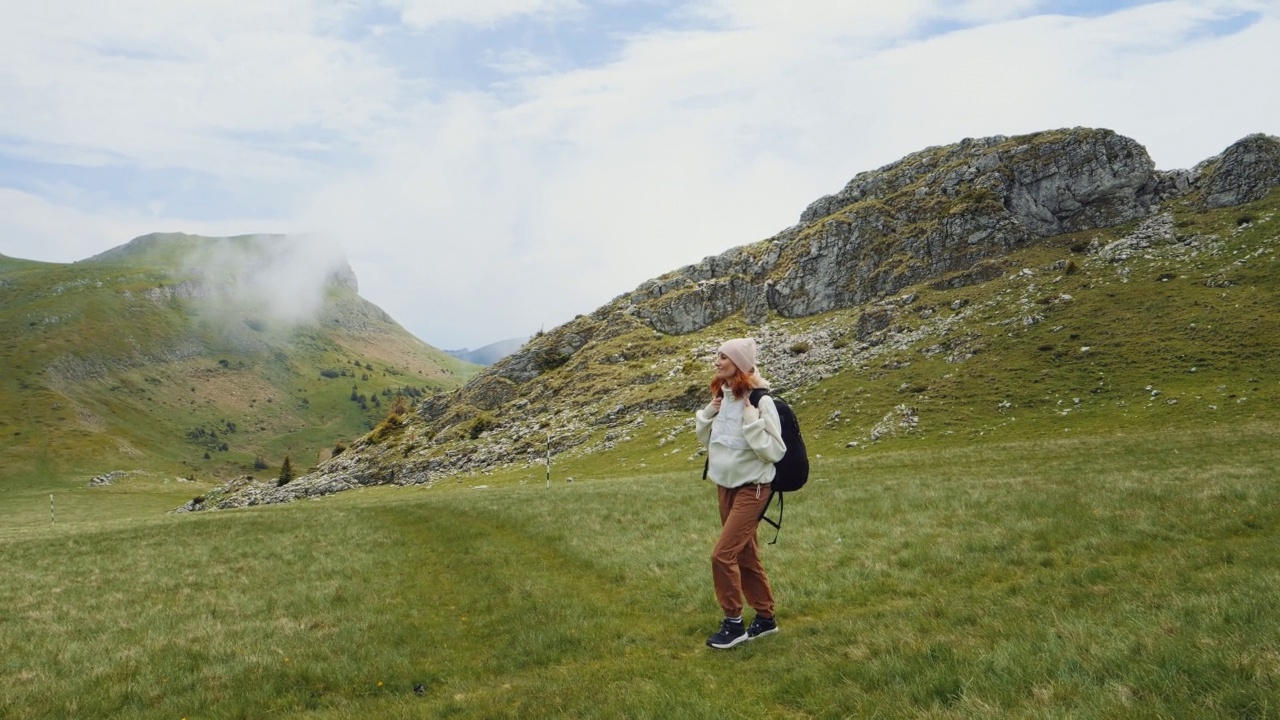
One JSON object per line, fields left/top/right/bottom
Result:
{"left": 710, "top": 369, "right": 756, "bottom": 401}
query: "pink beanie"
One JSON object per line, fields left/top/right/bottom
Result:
{"left": 718, "top": 338, "right": 757, "bottom": 374}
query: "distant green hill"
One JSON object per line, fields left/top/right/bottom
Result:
{"left": 0, "top": 233, "right": 478, "bottom": 485}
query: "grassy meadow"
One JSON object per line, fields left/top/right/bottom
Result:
{"left": 4, "top": 193, "right": 1279, "bottom": 718}
{"left": 3, "top": 419, "right": 1278, "bottom": 718}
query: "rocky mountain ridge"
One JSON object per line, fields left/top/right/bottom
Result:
{"left": 183, "top": 128, "right": 1280, "bottom": 511}
{"left": 625, "top": 130, "right": 1276, "bottom": 335}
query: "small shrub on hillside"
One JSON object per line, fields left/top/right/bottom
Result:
{"left": 277, "top": 456, "right": 294, "bottom": 486}
{"left": 369, "top": 397, "right": 410, "bottom": 443}
{"left": 1064, "top": 259, "right": 1079, "bottom": 275}
{"left": 532, "top": 348, "right": 571, "bottom": 373}
{"left": 1237, "top": 214, "right": 1254, "bottom": 227}
{"left": 789, "top": 341, "right": 812, "bottom": 355}
{"left": 253, "top": 456, "right": 269, "bottom": 470}
{"left": 467, "top": 412, "right": 498, "bottom": 439}
{"left": 320, "top": 369, "right": 341, "bottom": 379}
{"left": 187, "top": 425, "right": 229, "bottom": 452}
{"left": 332, "top": 440, "right": 347, "bottom": 456}
{"left": 370, "top": 414, "right": 403, "bottom": 443}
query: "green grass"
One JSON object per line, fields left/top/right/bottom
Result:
{"left": 3, "top": 421, "right": 1277, "bottom": 718}
{"left": 4, "top": 175, "right": 1279, "bottom": 718}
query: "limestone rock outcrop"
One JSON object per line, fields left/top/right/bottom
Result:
{"left": 629, "top": 128, "right": 1165, "bottom": 333}
{"left": 1195, "top": 133, "right": 1280, "bottom": 209}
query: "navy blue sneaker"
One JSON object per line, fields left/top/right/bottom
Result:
{"left": 706, "top": 618, "right": 748, "bottom": 649}
{"left": 747, "top": 614, "right": 778, "bottom": 640}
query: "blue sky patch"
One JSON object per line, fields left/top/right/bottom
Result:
{"left": 363, "top": 0, "right": 685, "bottom": 95}
{"left": 1187, "top": 10, "right": 1263, "bottom": 40}
{"left": 0, "top": 155, "right": 287, "bottom": 221}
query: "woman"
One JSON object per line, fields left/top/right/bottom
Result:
{"left": 694, "top": 337, "right": 786, "bottom": 649}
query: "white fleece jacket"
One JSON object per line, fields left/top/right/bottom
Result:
{"left": 695, "top": 383, "right": 787, "bottom": 489}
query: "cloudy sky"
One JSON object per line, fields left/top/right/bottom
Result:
{"left": 1, "top": 1, "right": 1277, "bottom": 349}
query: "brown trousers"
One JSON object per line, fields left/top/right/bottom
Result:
{"left": 713, "top": 483, "right": 775, "bottom": 618}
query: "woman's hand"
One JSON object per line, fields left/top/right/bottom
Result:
{"left": 709, "top": 396, "right": 722, "bottom": 415}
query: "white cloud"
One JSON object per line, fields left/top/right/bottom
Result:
{"left": 0, "top": 1, "right": 397, "bottom": 183}
{"left": 182, "top": 233, "right": 351, "bottom": 328}
{"left": 2, "top": 0, "right": 1278, "bottom": 349}
{"left": 846, "top": 1, "right": 1280, "bottom": 169}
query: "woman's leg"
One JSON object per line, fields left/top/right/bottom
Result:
{"left": 712, "top": 485, "right": 775, "bottom": 618}
{"left": 737, "top": 486, "right": 775, "bottom": 618}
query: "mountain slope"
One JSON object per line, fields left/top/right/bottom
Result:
{"left": 183, "top": 129, "right": 1280, "bottom": 510}
{"left": 0, "top": 233, "right": 478, "bottom": 484}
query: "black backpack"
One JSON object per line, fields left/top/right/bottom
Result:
{"left": 702, "top": 389, "right": 809, "bottom": 543}
{"left": 749, "top": 389, "right": 808, "bottom": 543}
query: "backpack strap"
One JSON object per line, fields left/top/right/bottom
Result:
{"left": 758, "top": 487, "right": 784, "bottom": 545}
